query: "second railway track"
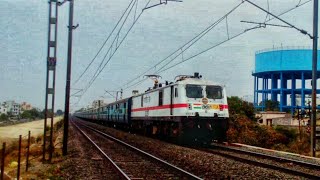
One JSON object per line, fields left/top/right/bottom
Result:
{"left": 198, "top": 144, "right": 320, "bottom": 179}
{"left": 71, "top": 120, "right": 202, "bottom": 180}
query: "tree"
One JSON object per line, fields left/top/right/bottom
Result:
{"left": 41, "top": 109, "right": 53, "bottom": 118}
{"left": 21, "top": 111, "right": 32, "bottom": 119}
{"left": 227, "top": 96, "right": 256, "bottom": 121}
{"left": 0, "top": 114, "right": 8, "bottom": 121}
{"left": 56, "top": 109, "right": 63, "bottom": 116}
{"left": 20, "top": 108, "right": 42, "bottom": 120}
{"left": 260, "top": 100, "right": 279, "bottom": 111}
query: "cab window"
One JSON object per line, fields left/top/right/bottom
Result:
{"left": 206, "top": 86, "right": 223, "bottom": 99}
{"left": 186, "top": 85, "right": 203, "bottom": 98}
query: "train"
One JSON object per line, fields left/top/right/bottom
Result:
{"left": 74, "top": 72, "right": 229, "bottom": 143}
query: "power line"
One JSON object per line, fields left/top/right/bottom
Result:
{"left": 76, "top": 0, "right": 312, "bottom": 106}
{"left": 157, "top": 0, "right": 313, "bottom": 73}
{"left": 121, "top": 1, "right": 245, "bottom": 89}
{"left": 85, "top": 0, "right": 139, "bottom": 87}
{"left": 72, "top": 0, "right": 136, "bottom": 85}
{"left": 82, "top": 0, "right": 151, "bottom": 93}
{"left": 123, "top": 0, "right": 312, "bottom": 90}
{"left": 74, "top": 0, "right": 152, "bottom": 106}
{"left": 244, "top": 0, "right": 312, "bottom": 39}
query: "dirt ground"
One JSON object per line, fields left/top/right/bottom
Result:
{"left": 0, "top": 116, "right": 63, "bottom": 145}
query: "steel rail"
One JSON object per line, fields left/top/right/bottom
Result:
{"left": 198, "top": 146, "right": 320, "bottom": 179}
{"left": 211, "top": 143, "right": 320, "bottom": 170}
{"left": 71, "top": 120, "right": 131, "bottom": 180}
{"left": 73, "top": 120, "right": 202, "bottom": 180}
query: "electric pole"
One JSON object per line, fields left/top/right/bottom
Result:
{"left": 63, "top": 0, "right": 77, "bottom": 156}
{"left": 311, "top": 0, "right": 318, "bottom": 157}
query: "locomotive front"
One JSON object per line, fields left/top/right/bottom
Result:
{"left": 175, "top": 73, "right": 229, "bottom": 142}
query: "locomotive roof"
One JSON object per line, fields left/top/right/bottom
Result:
{"left": 78, "top": 77, "right": 224, "bottom": 112}
{"left": 175, "top": 77, "right": 222, "bottom": 86}
{"left": 132, "top": 77, "right": 223, "bottom": 97}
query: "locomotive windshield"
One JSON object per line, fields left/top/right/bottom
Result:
{"left": 186, "top": 85, "right": 203, "bottom": 98}
{"left": 206, "top": 85, "right": 223, "bottom": 99}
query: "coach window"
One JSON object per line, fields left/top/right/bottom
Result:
{"left": 159, "top": 91, "right": 163, "bottom": 106}
{"left": 174, "top": 88, "right": 178, "bottom": 97}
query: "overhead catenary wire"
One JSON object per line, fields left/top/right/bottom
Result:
{"left": 244, "top": 0, "right": 313, "bottom": 39}
{"left": 72, "top": 0, "right": 136, "bottom": 85}
{"left": 82, "top": 0, "right": 151, "bottom": 93}
{"left": 85, "top": 0, "right": 139, "bottom": 88}
{"left": 121, "top": 1, "right": 245, "bottom": 89}
{"left": 75, "top": 0, "right": 312, "bottom": 107}
{"left": 123, "top": 0, "right": 312, "bottom": 90}
{"left": 156, "top": 0, "right": 313, "bottom": 73}
{"left": 74, "top": 0, "right": 152, "bottom": 106}
{"left": 154, "top": 0, "right": 313, "bottom": 74}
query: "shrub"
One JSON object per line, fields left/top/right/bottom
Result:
{"left": 227, "top": 115, "right": 288, "bottom": 148}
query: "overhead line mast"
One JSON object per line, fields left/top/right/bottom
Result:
{"left": 43, "top": 0, "right": 59, "bottom": 162}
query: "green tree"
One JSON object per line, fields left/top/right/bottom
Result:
{"left": 21, "top": 111, "right": 32, "bottom": 119}
{"left": 261, "top": 100, "right": 279, "bottom": 111}
{"left": 29, "top": 108, "right": 40, "bottom": 118}
{"left": 227, "top": 96, "right": 256, "bottom": 120}
{"left": 56, "top": 109, "right": 63, "bottom": 116}
{"left": 20, "top": 108, "right": 42, "bottom": 120}
{"left": 41, "top": 109, "right": 53, "bottom": 118}
{"left": 0, "top": 114, "right": 9, "bottom": 121}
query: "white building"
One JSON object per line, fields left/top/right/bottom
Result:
{"left": 92, "top": 100, "right": 106, "bottom": 109}
{"left": 256, "top": 111, "right": 292, "bottom": 126}
{"left": 3, "top": 101, "right": 21, "bottom": 116}
{"left": 0, "top": 103, "right": 7, "bottom": 115}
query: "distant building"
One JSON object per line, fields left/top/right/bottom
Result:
{"left": 256, "top": 111, "right": 293, "bottom": 126}
{"left": 0, "top": 103, "right": 8, "bottom": 115}
{"left": 3, "top": 100, "right": 21, "bottom": 116}
{"left": 21, "top": 102, "right": 32, "bottom": 111}
{"left": 92, "top": 100, "right": 106, "bottom": 109}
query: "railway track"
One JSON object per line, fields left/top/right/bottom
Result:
{"left": 71, "top": 120, "right": 202, "bottom": 180}
{"left": 198, "top": 143, "right": 320, "bottom": 179}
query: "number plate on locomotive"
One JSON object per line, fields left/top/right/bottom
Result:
{"left": 211, "top": 104, "right": 219, "bottom": 109}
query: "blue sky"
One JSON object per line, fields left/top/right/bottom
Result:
{"left": 0, "top": 0, "right": 316, "bottom": 111}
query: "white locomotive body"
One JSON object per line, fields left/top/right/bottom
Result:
{"left": 131, "top": 77, "right": 229, "bottom": 120}
{"left": 75, "top": 73, "right": 229, "bottom": 142}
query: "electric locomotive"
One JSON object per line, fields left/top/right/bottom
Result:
{"left": 75, "top": 72, "right": 229, "bottom": 143}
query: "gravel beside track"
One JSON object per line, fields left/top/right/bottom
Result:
{"left": 202, "top": 147, "right": 320, "bottom": 179}
{"left": 77, "top": 119, "right": 303, "bottom": 179}
{"left": 210, "top": 143, "right": 320, "bottom": 177}
{"left": 74, "top": 120, "right": 200, "bottom": 179}
{"left": 229, "top": 143, "right": 320, "bottom": 166}
{"left": 60, "top": 122, "right": 121, "bottom": 179}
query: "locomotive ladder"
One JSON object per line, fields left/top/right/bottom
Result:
{"left": 43, "top": 0, "right": 59, "bottom": 162}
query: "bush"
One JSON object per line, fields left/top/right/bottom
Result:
{"left": 274, "top": 126, "right": 298, "bottom": 144}
{"left": 227, "top": 115, "right": 288, "bottom": 148}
